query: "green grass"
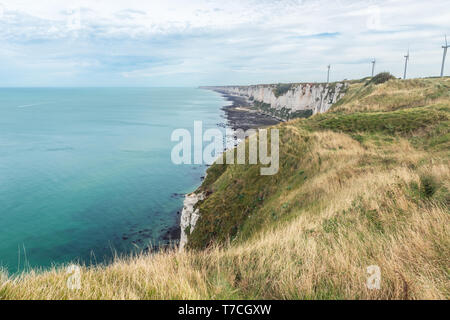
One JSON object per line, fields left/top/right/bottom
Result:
{"left": 188, "top": 126, "right": 315, "bottom": 248}
{"left": 306, "top": 105, "right": 448, "bottom": 135}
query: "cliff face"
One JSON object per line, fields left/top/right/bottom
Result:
{"left": 179, "top": 192, "right": 204, "bottom": 250}
{"left": 206, "top": 82, "right": 348, "bottom": 120}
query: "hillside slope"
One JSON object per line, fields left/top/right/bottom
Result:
{"left": 1, "top": 77, "right": 449, "bottom": 300}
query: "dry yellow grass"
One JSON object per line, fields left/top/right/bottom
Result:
{"left": 333, "top": 77, "right": 450, "bottom": 113}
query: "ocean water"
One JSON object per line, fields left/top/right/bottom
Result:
{"left": 0, "top": 87, "right": 226, "bottom": 273}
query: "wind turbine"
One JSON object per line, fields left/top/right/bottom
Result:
{"left": 371, "top": 58, "right": 376, "bottom": 77}
{"left": 403, "top": 49, "right": 410, "bottom": 80}
{"left": 441, "top": 35, "right": 449, "bottom": 77}
{"left": 327, "top": 65, "right": 330, "bottom": 83}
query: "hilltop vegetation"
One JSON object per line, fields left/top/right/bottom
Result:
{"left": 273, "top": 83, "right": 294, "bottom": 97}
{"left": 1, "top": 76, "right": 449, "bottom": 300}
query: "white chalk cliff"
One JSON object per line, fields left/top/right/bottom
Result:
{"left": 179, "top": 192, "right": 204, "bottom": 250}
{"left": 205, "top": 82, "right": 348, "bottom": 119}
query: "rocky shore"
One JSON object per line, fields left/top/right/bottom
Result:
{"left": 217, "top": 92, "right": 281, "bottom": 131}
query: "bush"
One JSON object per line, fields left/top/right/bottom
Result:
{"left": 420, "top": 175, "right": 439, "bottom": 199}
{"left": 273, "top": 84, "right": 294, "bottom": 97}
{"left": 366, "top": 72, "right": 396, "bottom": 86}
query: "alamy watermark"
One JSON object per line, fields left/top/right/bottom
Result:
{"left": 366, "top": 265, "right": 381, "bottom": 290}
{"left": 0, "top": 3, "right": 5, "bottom": 20}
{"left": 334, "top": 0, "right": 382, "bottom": 31}
{"left": 366, "top": 5, "right": 381, "bottom": 30}
{"left": 66, "top": 264, "right": 81, "bottom": 290}
{"left": 171, "top": 121, "right": 279, "bottom": 176}
{"left": 66, "top": 6, "right": 82, "bottom": 33}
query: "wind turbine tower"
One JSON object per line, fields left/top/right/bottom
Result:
{"left": 371, "top": 59, "right": 376, "bottom": 77}
{"left": 403, "top": 49, "right": 410, "bottom": 80}
{"left": 327, "top": 65, "right": 330, "bottom": 83}
{"left": 441, "top": 35, "right": 449, "bottom": 77}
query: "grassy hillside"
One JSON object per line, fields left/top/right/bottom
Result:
{"left": 1, "top": 77, "right": 449, "bottom": 300}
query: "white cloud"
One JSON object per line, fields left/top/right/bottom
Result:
{"left": 0, "top": 0, "right": 449, "bottom": 86}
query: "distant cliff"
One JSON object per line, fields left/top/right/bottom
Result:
{"left": 203, "top": 82, "right": 348, "bottom": 120}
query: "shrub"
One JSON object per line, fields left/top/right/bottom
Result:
{"left": 420, "top": 175, "right": 439, "bottom": 199}
{"left": 273, "top": 84, "right": 294, "bottom": 97}
{"left": 366, "top": 72, "right": 396, "bottom": 86}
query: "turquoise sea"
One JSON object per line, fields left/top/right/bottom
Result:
{"left": 0, "top": 88, "right": 226, "bottom": 273}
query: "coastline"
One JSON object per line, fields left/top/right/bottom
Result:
{"left": 147, "top": 88, "right": 286, "bottom": 251}
{"left": 119, "top": 90, "right": 237, "bottom": 254}
{"left": 177, "top": 89, "right": 281, "bottom": 250}
{"left": 217, "top": 91, "right": 281, "bottom": 131}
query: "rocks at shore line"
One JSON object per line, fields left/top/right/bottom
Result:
{"left": 162, "top": 225, "right": 181, "bottom": 242}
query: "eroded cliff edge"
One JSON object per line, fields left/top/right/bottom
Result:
{"left": 202, "top": 82, "right": 348, "bottom": 120}
{"left": 179, "top": 192, "right": 205, "bottom": 250}
{"left": 180, "top": 82, "right": 349, "bottom": 250}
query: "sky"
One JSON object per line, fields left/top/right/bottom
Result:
{"left": 0, "top": 0, "right": 449, "bottom": 87}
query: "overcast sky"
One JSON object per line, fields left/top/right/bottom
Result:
{"left": 0, "top": 0, "right": 449, "bottom": 86}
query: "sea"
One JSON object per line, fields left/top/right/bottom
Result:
{"left": 0, "top": 87, "right": 227, "bottom": 273}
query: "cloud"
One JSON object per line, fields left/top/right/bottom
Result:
{"left": 0, "top": 0, "right": 449, "bottom": 86}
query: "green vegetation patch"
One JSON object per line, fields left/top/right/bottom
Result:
{"left": 307, "top": 105, "right": 448, "bottom": 135}
{"left": 365, "top": 72, "right": 396, "bottom": 86}
{"left": 188, "top": 127, "right": 314, "bottom": 249}
{"left": 253, "top": 100, "right": 313, "bottom": 120}
{"left": 331, "top": 77, "right": 450, "bottom": 114}
{"left": 273, "top": 83, "right": 294, "bottom": 98}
